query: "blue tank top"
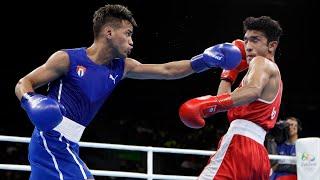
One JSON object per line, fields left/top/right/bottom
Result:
{"left": 47, "top": 48, "right": 125, "bottom": 126}
{"left": 277, "top": 142, "right": 296, "bottom": 156}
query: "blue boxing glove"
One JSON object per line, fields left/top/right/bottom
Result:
{"left": 21, "top": 92, "right": 66, "bottom": 131}
{"left": 191, "top": 43, "right": 242, "bottom": 73}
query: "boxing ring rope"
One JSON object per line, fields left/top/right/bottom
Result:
{"left": 0, "top": 135, "right": 296, "bottom": 180}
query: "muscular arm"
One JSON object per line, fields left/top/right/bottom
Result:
{"left": 217, "top": 80, "right": 232, "bottom": 95}
{"left": 123, "top": 58, "right": 194, "bottom": 79}
{"left": 178, "top": 57, "right": 276, "bottom": 128}
{"left": 230, "top": 57, "right": 271, "bottom": 106}
{"left": 15, "top": 51, "right": 69, "bottom": 100}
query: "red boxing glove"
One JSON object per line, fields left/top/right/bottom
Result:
{"left": 233, "top": 39, "right": 246, "bottom": 58}
{"left": 179, "top": 93, "right": 233, "bottom": 129}
{"left": 220, "top": 39, "right": 248, "bottom": 84}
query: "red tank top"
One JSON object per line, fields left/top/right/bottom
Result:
{"left": 227, "top": 74, "right": 283, "bottom": 131}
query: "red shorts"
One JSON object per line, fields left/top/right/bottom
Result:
{"left": 198, "top": 120, "right": 270, "bottom": 180}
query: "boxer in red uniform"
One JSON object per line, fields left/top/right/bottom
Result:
{"left": 179, "top": 16, "right": 283, "bottom": 180}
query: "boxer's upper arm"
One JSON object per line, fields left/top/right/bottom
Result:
{"left": 23, "top": 51, "right": 70, "bottom": 89}
{"left": 123, "top": 58, "right": 192, "bottom": 79}
{"left": 15, "top": 50, "right": 70, "bottom": 100}
{"left": 123, "top": 58, "right": 142, "bottom": 79}
{"left": 123, "top": 58, "right": 168, "bottom": 79}
{"left": 245, "top": 57, "right": 271, "bottom": 92}
{"left": 231, "top": 57, "right": 271, "bottom": 106}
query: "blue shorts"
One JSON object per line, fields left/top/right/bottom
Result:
{"left": 28, "top": 128, "right": 93, "bottom": 180}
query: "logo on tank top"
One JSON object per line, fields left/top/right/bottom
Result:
{"left": 76, "top": 65, "right": 86, "bottom": 77}
{"left": 271, "top": 107, "right": 277, "bottom": 119}
{"left": 109, "top": 74, "right": 119, "bottom": 84}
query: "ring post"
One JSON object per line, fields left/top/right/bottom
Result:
{"left": 296, "top": 137, "right": 320, "bottom": 180}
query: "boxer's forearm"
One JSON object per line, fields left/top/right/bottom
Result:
{"left": 15, "top": 78, "right": 35, "bottom": 101}
{"left": 230, "top": 85, "right": 261, "bottom": 107}
{"left": 217, "top": 80, "right": 232, "bottom": 95}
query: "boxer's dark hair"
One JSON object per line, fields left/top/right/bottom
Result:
{"left": 93, "top": 4, "right": 137, "bottom": 38}
{"left": 243, "top": 16, "right": 282, "bottom": 43}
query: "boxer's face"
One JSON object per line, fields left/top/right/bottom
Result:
{"left": 243, "top": 30, "right": 276, "bottom": 62}
{"left": 105, "top": 20, "right": 134, "bottom": 58}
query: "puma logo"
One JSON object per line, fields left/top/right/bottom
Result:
{"left": 109, "top": 74, "right": 119, "bottom": 84}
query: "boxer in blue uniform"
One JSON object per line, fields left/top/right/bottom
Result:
{"left": 15, "top": 4, "right": 242, "bottom": 180}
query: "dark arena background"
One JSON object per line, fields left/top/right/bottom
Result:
{"left": 1, "top": 0, "right": 318, "bottom": 179}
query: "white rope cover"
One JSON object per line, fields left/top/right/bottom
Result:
{"left": 0, "top": 135, "right": 296, "bottom": 179}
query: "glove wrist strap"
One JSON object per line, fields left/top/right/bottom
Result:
{"left": 21, "top": 92, "right": 36, "bottom": 101}
{"left": 21, "top": 92, "right": 37, "bottom": 110}
{"left": 190, "top": 54, "right": 209, "bottom": 73}
{"left": 216, "top": 93, "right": 234, "bottom": 108}
{"left": 220, "top": 70, "right": 239, "bottom": 84}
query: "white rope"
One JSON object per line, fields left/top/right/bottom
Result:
{"left": 0, "top": 164, "right": 30, "bottom": 171}
{"left": 0, "top": 135, "right": 213, "bottom": 155}
{"left": 0, "top": 135, "right": 30, "bottom": 143}
{"left": 0, "top": 135, "right": 296, "bottom": 179}
{"left": 0, "top": 164, "right": 197, "bottom": 179}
